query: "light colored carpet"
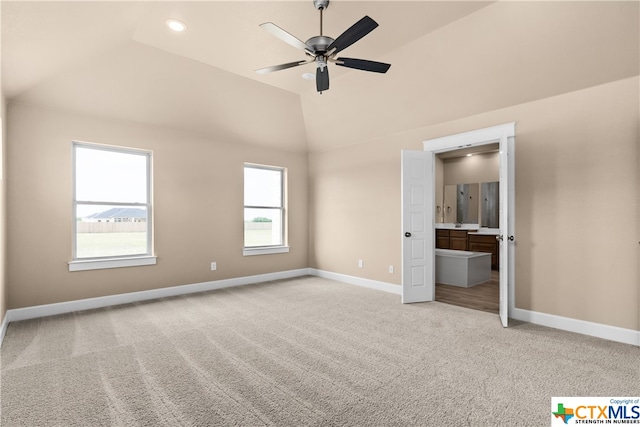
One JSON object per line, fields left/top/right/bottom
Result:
{"left": 1, "top": 275, "right": 638, "bottom": 426}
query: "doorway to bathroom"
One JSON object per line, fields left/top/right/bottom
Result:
{"left": 434, "top": 145, "right": 501, "bottom": 314}
{"left": 401, "top": 122, "right": 515, "bottom": 327}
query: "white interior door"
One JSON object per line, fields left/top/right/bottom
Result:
{"left": 498, "top": 131, "right": 511, "bottom": 328}
{"left": 401, "top": 150, "right": 435, "bottom": 303}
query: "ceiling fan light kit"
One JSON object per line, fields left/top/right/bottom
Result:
{"left": 256, "top": 0, "right": 391, "bottom": 94}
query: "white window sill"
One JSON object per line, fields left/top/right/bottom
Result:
{"left": 243, "top": 246, "right": 290, "bottom": 256}
{"left": 69, "top": 256, "right": 157, "bottom": 272}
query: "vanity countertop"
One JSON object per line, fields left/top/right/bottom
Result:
{"left": 467, "top": 228, "right": 500, "bottom": 236}
{"left": 435, "top": 223, "right": 480, "bottom": 230}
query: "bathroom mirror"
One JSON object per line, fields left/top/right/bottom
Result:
{"left": 436, "top": 145, "right": 499, "bottom": 225}
{"left": 457, "top": 183, "right": 479, "bottom": 224}
{"left": 443, "top": 183, "right": 479, "bottom": 224}
{"left": 440, "top": 182, "right": 499, "bottom": 226}
{"left": 481, "top": 181, "right": 499, "bottom": 228}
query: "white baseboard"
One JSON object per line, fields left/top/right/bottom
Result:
{"left": 309, "top": 268, "right": 402, "bottom": 295}
{"left": 511, "top": 307, "right": 640, "bottom": 347}
{"left": 1, "top": 268, "right": 637, "bottom": 349}
{"left": 4, "top": 268, "right": 310, "bottom": 325}
{"left": 308, "top": 270, "right": 639, "bottom": 346}
{"left": 0, "top": 312, "right": 9, "bottom": 347}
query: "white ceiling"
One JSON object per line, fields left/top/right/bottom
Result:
{"left": 2, "top": 1, "right": 638, "bottom": 153}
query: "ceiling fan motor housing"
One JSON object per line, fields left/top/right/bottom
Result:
{"left": 313, "top": 0, "right": 329, "bottom": 10}
{"left": 306, "top": 35, "right": 334, "bottom": 54}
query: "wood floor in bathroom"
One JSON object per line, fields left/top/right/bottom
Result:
{"left": 435, "top": 270, "right": 499, "bottom": 314}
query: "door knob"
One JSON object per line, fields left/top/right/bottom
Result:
{"left": 496, "top": 235, "right": 503, "bottom": 241}
{"left": 404, "top": 232, "right": 412, "bottom": 237}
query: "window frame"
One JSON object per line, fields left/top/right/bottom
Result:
{"left": 243, "top": 163, "right": 289, "bottom": 256}
{"left": 69, "top": 141, "right": 156, "bottom": 271}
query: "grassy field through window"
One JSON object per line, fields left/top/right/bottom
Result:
{"left": 244, "top": 229, "right": 276, "bottom": 247}
{"left": 77, "top": 228, "right": 279, "bottom": 258}
{"left": 76, "top": 232, "right": 147, "bottom": 258}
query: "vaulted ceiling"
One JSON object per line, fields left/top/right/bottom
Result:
{"left": 2, "top": 1, "right": 638, "bottom": 153}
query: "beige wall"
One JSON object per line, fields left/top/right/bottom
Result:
{"left": 309, "top": 76, "right": 639, "bottom": 331}
{"left": 443, "top": 152, "right": 499, "bottom": 185}
{"left": 7, "top": 103, "right": 308, "bottom": 309}
{"left": 1, "top": 94, "right": 6, "bottom": 324}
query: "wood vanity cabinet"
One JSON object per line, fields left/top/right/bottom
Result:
{"left": 468, "top": 234, "right": 499, "bottom": 270}
{"left": 436, "top": 229, "right": 468, "bottom": 250}
{"left": 449, "top": 230, "right": 468, "bottom": 251}
{"left": 436, "top": 229, "right": 450, "bottom": 249}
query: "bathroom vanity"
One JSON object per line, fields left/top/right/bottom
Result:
{"left": 435, "top": 229, "right": 469, "bottom": 251}
{"left": 436, "top": 224, "right": 500, "bottom": 270}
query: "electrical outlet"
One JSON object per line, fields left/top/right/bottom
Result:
{"left": 210, "top": 262, "right": 217, "bottom": 271}
{"left": 358, "top": 259, "right": 364, "bottom": 268}
{"left": 388, "top": 265, "right": 394, "bottom": 274}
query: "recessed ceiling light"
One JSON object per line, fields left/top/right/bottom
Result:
{"left": 302, "top": 72, "right": 315, "bottom": 80}
{"left": 166, "top": 19, "right": 186, "bottom": 32}
{"left": 466, "top": 153, "right": 473, "bottom": 157}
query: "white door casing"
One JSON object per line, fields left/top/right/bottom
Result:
{"left": 401, "top": 123, "right": 515, "bottom": 327}
{"left": 401, "top": 150, "right": 435, "bottom": 303}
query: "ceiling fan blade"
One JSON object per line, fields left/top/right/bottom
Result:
{"left": 327, "top": 16, "right": 378, "bottom": 56}
{"left": 255, "top": 60, "right": 312, "bottom": 75}
{"left": 259, "top": 22, "right": 313, "bottom": 54}
{"left": 335, "top": 57, "right": 391, "bottom": 73}
{"left": 316, "top": 67, "right": 329, "bottom": 93}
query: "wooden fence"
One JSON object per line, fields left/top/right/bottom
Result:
{"left": 244, "top": 222, "right": 272, "bottom": 230}
{"left": 76, "top": 222, "right": 147, "bottom": 233}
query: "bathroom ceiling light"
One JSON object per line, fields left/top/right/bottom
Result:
{"left": 166, "top": 19, "right": 186, "bottom": 32}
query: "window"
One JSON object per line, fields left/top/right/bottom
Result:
{"left": 69, "top": 142, "right": 155, "bottom": 271}
{"left": 243, "top": 164, "right": 288, "bottom": 256}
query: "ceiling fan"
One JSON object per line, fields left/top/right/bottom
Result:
{"left": 255, "top": 0, "right": 391, "bottom": 94}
